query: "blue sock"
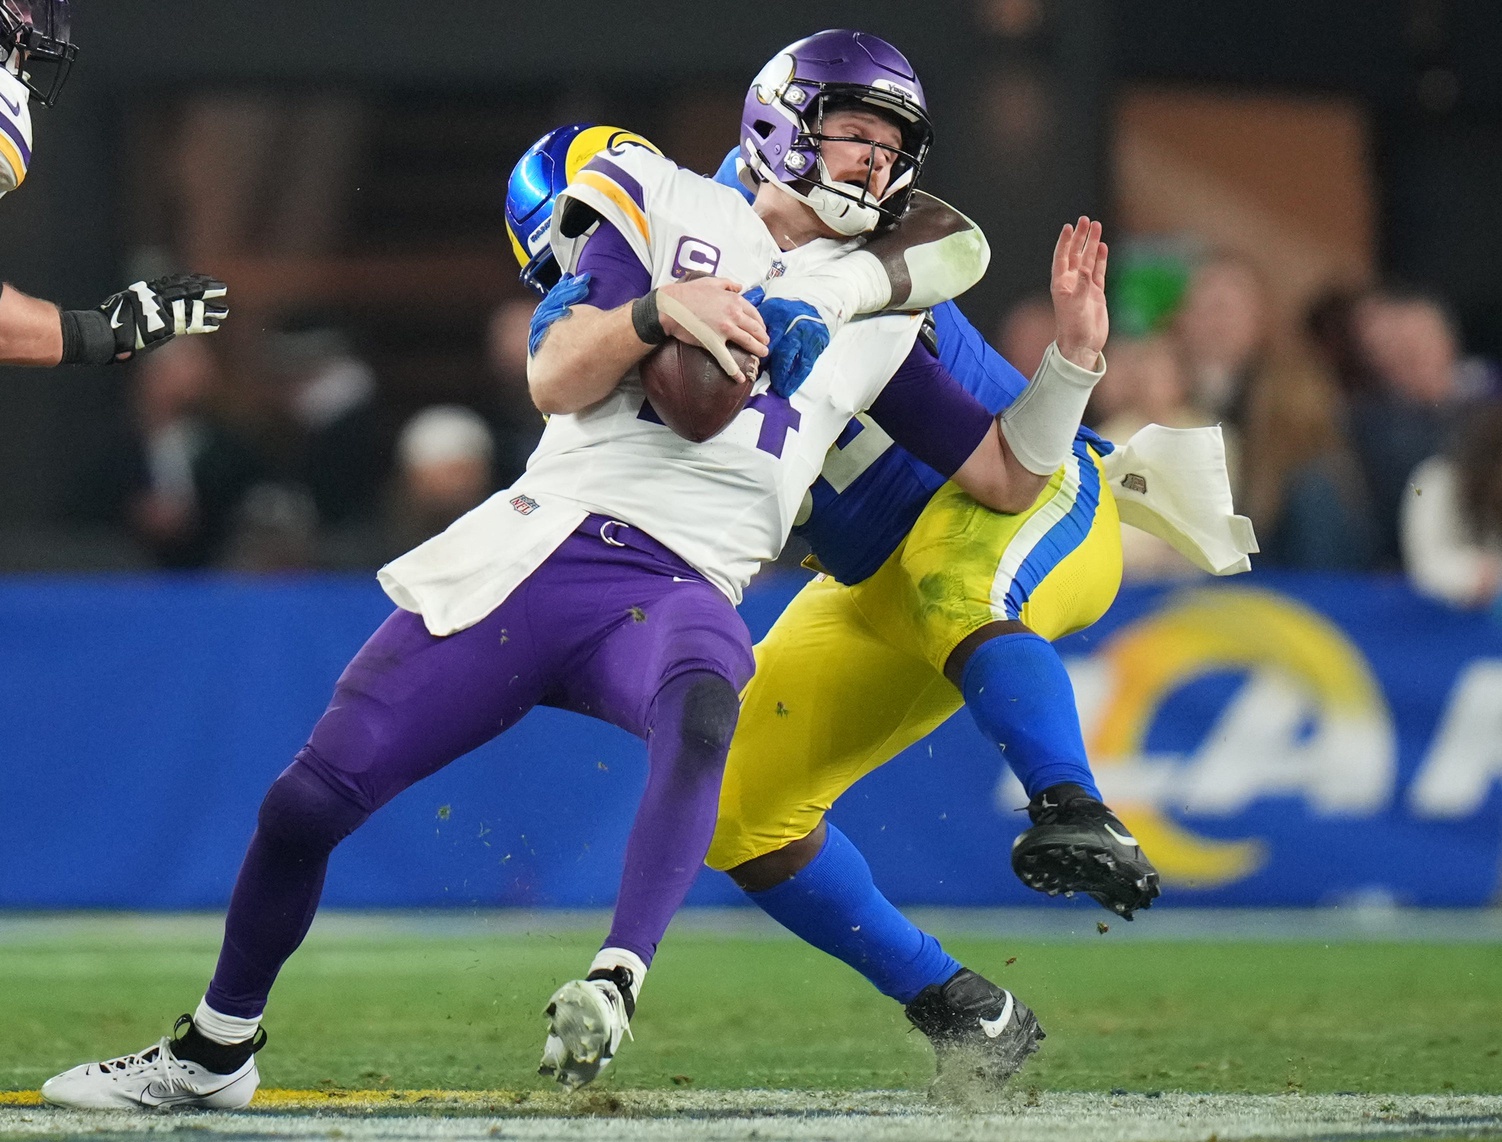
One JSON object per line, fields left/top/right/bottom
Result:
{"left": 745, "top": 824, "right": 960, "bottom": 1004}
{"left": 961, "top": 631, "right": 1101, "bottom": 801}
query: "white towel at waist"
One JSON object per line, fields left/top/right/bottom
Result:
{"left": 1101, "top": 424, "right": 1258, "bottom": 576}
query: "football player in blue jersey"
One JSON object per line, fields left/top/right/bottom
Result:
{"left": 0, "top": 1, "right": 229, "bottom": 368}
{"left": 702, "top": 117, "right": 1168, "bottom": 1084}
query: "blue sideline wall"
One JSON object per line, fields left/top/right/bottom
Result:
{"left": 1, "top": 571, "right": 1499, "bottom": 909}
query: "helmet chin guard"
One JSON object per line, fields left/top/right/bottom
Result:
{"left": 750, "top": 150, "right": 882, "bottom": 237}
{"left": 741, "top": 29, "right": 932, "bottom": 235}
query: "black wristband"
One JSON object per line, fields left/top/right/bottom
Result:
{"left": 59, "top": 308, "right": 120, "bottom": 366}
{"left": 631, "top": 290, "right": 666, "bottom": 346}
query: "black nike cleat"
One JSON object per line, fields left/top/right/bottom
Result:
{"left": 1011, "top": 782, "right": 1161, "bottom": 918}
{"left": 905, "top": 968, "right": 1044, "bottom": 1091}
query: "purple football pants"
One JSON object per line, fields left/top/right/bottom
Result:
{"left": 204, "top": 515, "right": 754, "bottom": 1019}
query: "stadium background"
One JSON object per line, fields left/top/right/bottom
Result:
{"left": 3, "top": 0, "right": 1502, "bottom": 911}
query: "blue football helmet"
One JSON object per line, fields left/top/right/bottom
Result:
{"left": 506, "top": 124, "right": 660, "bottom": 296}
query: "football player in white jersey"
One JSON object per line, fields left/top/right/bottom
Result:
{"left": 0, "top": 0, "right": 228, "bottom": 368}
{"left": 42, "top": 29, "right": 1106, "bottom": 1106}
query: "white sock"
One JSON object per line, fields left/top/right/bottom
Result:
{"left": 192, "top": 998, "right": 261, "bottom": 1046}
{"left": 589, "top": 948, "right": 648, "bottom": 1006}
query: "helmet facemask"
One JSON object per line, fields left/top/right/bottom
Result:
{"left": 1, "top": 0, "right": 75, "bottom": 107}
{"left": 742, "top": 39, "right": 934, "bottom": 238}
{"left": 778, "top": 90, "right": 929, "bottom": 235}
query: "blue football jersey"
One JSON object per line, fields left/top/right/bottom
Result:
{"left": 795, "top": 301, "right": 1040, "bottom": 584}
{"left": 711, "top": 149, "right": 1109, "bottom": 585}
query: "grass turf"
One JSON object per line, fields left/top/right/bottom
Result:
{"left": 1, "top": 917, "right": 1499, "bottom": 1096}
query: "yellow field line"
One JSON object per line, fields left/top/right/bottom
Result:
{"left": 1, "top": 1090, "right": 549, "bottom": 1110}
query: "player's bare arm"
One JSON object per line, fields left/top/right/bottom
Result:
{"left": 0, "top": 282, "right": 63, "bottom": 365}
{"left": 946, "top": 215, "right": 1109, "bottom": 509}
{"left": 949, "top": 423, "right": 1051, "bottom": 515}
{"left": 0, "top": 273, "right": 228, "bottom": 368}
{"left": 527, "top": 274, "right": 768, "bottom": 415}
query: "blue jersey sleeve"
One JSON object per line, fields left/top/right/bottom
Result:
{"left": 929, "top": 300, "right": 1030, "bottom": 416}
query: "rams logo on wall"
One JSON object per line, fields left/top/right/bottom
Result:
{"left": 1047, "top": 583, "right": 1502, "bottom": 904}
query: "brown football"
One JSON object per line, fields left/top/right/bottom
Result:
{"left": 639, "top": 339, "right": 759, "bottom": 443}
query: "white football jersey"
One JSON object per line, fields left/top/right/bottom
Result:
{"left": 0, "top": 68, "right": 33, "bottom": 196}
{"left": 379, "top": 147, "right": 920, "bottom": 634}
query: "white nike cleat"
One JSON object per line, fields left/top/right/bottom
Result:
{"left": 41, "top": 1017, "right": 262, "bottom": 1111}
{"left": 538, "top": 961, "right": 639, "bottom": 1091}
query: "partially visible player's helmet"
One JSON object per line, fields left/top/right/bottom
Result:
{"left": 506, "top": 124, "right": 660, "bottom": 296}
{"left": 741, "top": 29, "right": 932, "bottom": 237}
{"left": 0, "top": 0, "right": 75, "bottom": 107}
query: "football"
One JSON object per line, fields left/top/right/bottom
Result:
{"left": 639, "top": 338, "right": 759, "bottom": 443}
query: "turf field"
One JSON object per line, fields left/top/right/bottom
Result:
{"left": 2, "top": 910, "right": 1500, "bottom": 1140}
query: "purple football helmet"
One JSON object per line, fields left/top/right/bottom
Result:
{"left": 740, "top": 29, "right": 932, "bottom": 236}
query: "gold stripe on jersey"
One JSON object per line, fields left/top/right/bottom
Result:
{"left": 574, "top": 169, "right": 651, "bottom": 246}
{"left": 0, "top": 132, "right": 25, "bottom": 189}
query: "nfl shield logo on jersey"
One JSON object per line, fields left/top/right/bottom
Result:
{"left": 510, "top": 494, "right": 540, "bottom": 515}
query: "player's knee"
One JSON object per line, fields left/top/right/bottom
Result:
{"left": 675, "top": 672, "right": 740, "bottom": 756}
{"left": 725, "top": 821, "right": 827, "bottom": 890}
{"left": 256, "top": 759, "right": 369, "bottom": 856}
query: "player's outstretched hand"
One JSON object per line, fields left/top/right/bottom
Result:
{"left": 1050, "top": 216, "right": 1108, "bottom": 369}
{"left": 657, "top": 276, "right": 769, "bottom": 361}
{"left": 742, "top": 286, "right": 829, "bottom": 398}
{"left": 97, "top": 274, "right": 229, "bottom": 362}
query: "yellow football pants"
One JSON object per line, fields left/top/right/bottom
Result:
{"left": 708, "top": 444, "right": 1122, "bottom": 870}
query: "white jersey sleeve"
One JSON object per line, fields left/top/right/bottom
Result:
{"left": 550, "top": 144, "right": 675, "bottom": 278}
{"left": 381, "top": 157, "right": 923, "bottom": 635}
{"left": 0, "top": 69, "right": 33, "bottom": 196}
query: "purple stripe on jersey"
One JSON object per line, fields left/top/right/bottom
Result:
{"left": 868, "top": 341, "right": 995, "bottom": 478}
{"left": 0, "top": 110, "right": 30, "bottom": 165}
{"left": 577, "top": 218, "right": 652, "bottom": 311}
{"left": 583, "top": 156, "right": 646, "bottom": 210}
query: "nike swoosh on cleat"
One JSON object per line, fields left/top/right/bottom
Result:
{"left": 141, "top": 1077, "right": 241, "bottom": 1105}
{"left": 1104, "top": 824, "right": 1138, "bottom": 847}
{"left": 977, "top": 992, "right": 1016, "bottom": 1039}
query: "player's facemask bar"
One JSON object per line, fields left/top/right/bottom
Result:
{"left": 6, "top": 5, "right": 75, "bottom": 107}
{"left": 779, "top": 94, "right": 929, "bottom": 236}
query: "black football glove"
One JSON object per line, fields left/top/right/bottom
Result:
{"left": 60, "top": 273, "right": 229, "bottom": 365}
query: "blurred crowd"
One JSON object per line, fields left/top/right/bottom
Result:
{"left": 68, "top": 297, "right": 544, "bottom": 575}
{"left": 1011, "top": 251, "right": 1502, "bottom": 619}
{"left": 68, "top": 244, "right": 1502, "bottom": 622}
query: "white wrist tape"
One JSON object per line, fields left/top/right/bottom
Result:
{"left": 998, "top": 341, "right": 1106, "bottom": 476}
{"left": 654, "top": 290, "right": 742, "bottom": 379}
